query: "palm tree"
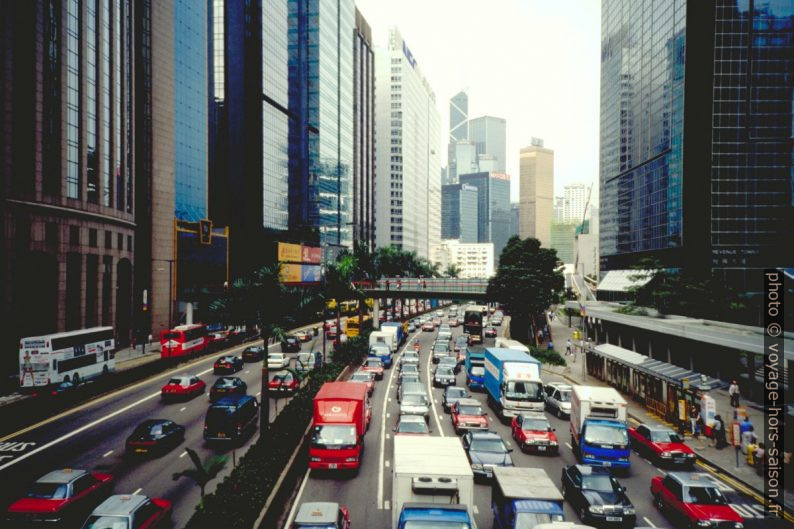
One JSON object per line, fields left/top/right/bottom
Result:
{"left": 172, "top": 448, "right": 227, "bottom": 508}
{"left": 444, "top": 264, "right": 461, "bottom": 278}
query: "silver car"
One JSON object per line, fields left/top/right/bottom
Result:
{"left": 400, "top": 351, "right": 420, "bottom": 368}
{"left": 399, "top": 393, "right": 430, "bottom": 422}
{"left": 544, "top": 382, "right": 572, "bottom": 418}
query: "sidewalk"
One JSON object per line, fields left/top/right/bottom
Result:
{"left": 544, "top": 308, "right": 794, "bottom": 513}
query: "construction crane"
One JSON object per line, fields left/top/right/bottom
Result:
{"left": 573, "top": 184, "right": 594, "bottom": 299}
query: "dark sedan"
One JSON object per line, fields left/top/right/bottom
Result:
{"left": 213, "top": 355, "right": 243, "bottom": 374}
{"left": 242, "top": 345, "right": 266, "bottom": 362}
{"left": 281, "top": 335, "right": 302, "bottom": 353}
{"left": 561, "top": 464, "right": 636, "bottom": 527}
{"left": 209, "top": 376, "right": 248, "bottom": 403}
{"left": 125, "top": 419, "right": 185, "bottom": 456}
{"left": 442, "top": 386, "right": 470, "bottom": 412}
{"left": 433, "top": 366, "right": 457, "bottom": 388}
{"left": 461, "top": 430, "right": 513, "bottom": 481}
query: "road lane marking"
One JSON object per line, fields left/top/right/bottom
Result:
{"left": 565, "top": 442, "right": 572, "bottom": 449}
{"left": 246, "top": 370, "right": 250, "bottom": 374}
{"left": 384, "top": 500, "right": 390, "bottom": 510}
{"left": 473, "top": 505, "right": 479, "bottom": 514}
{"left": 386, "top": 433, "right": 390, "bottom": 439}
{"left": 642, "top": 517, "right": 656, "bottom": 527}
{"left": 180, "top": 451, "right": 188, "bottom": 458}
{"left": 286, "top": 468, "right": 311, "bottom": 525}
{"left": 378, "top": 331, "right": 420, "bottom": 509}
{"left": 388, "top": 398, "right": 392, "bottom": 402}
{"left": 132, "top": 487, "right": 142, "bottom": 495}
{"left": 386, "top": 413, "right": 390, "bottom": 418}
{"left": 425, "top": 341, "right": 444, "bottom": 437}
{"left": 506, "top": 440, "right": 511, "bottom": 447}
{"left": 179, "top": 406, "right": 186, "bottom": 412}
{"left": 102, "top": 450, "right": 113, "bottom": 458}
{"left": 385, "top": 460, "right": 390, "bottom": 468}
{"left": 256, "top": 391, "right": 261, "bottom": 397}
{"left": 0, "top": 390, "right": 161, "bottom": 471}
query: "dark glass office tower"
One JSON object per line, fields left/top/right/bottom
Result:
{"left": 599, "top": 0, "right": 792, "bottom": 294}
{"left": 458, "top": 172, "right": 512, "bottom": 260}
{"left": 441, "top": 183, "right": 478, "bottom": 243}
{"left": 353, "top": 8, "right": 376, "bottom": 250}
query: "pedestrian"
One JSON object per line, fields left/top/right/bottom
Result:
{"left": 740, "top": 416, "right": 754, "bottom": 434}
{"left": 729, "top": 380, "right": 740, "bottom": 408}
{"left": 566, "top": 339, "right": 573, "bottom": 356}
{"left": 714, "top": 415, "right": 728, "bottom": 449}
{"left": 690, "top": 405, "right": 700, "bottom": 438}
{"left": 537, "top": 329, "right": 543, "bottom": 343}
{"left": 547, "top": 340, "right": 554, "bottom": 352}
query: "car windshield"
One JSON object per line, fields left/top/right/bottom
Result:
{"left": 504, "top": 381, "right": 544, "bottom": 401}
{"left": 687, "top": 486, "right": 727, "bottom": 505}
{"left": 214, "top": 378, "right": 236, "bottom": 388}
{"left": 82, "top": 515, "right": 130, "bottom": 529}
{"left": 402, "top": 366, "right": 418, "bottom": 373}
{"left": 436, "top": 368, "right": 454, "bottom": 376}
{"left": 162, "top": 332, "right": 180, "bottom": 340}
{"left": 269, "top": 355, "right": 283, "bottom": 360}
{"left": 584, "top": 425, "right": 628, "bottom": 446}
{"left": 447, "top": 388, "right": 467, "bottom": 398}
{"left": 458, "top": 405, "right": 484, "bottom": 416}
{"left": 25, "top": 483, "right": 68, "bottom": 499}
{"left": 434, "top": 344, "right": 449, "bottom": 351}
{"left": 312, "top": 425, "right": 357, "bottom": 448}
{"left": 351, "top": 374, "right": 370, "bottom": 382}
{"left": 167, "top": 378, "right": 187, "bottom": 386}
{"left": 403, "top": 394, "right": 428, "bottom": 406}
{"left": 582, "top": 474, "right": 616, "bottom": 492}
{"left": 403, "top": 522, "right": 470, "bottom": 529}
{"left": 470, "top": 438, "right": 506, "bottom": 453}
{"left": 650, "top": 430, "right": 683, "bottom": 443}
{"left": 366, "top": 360, "right": 382, "bottom": 368}
{"left": 515, "top": 513, "right": 556, "bottom": 529}
{"left": 557, "top": 391, "right": 571, "bottom": 402}
{"left": 521, "top": 418, "right": 550, "bottom": 431}
{"left": 398, "top": 420, "right": 428, "bottom": 433}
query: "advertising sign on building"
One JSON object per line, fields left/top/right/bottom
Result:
{"left": 280, "top": 263, "right": 302, "bottom": 283}
{"left": 278, "top": 242, "right": 302, "bottom": 263}
{"left": 301, "top": 265, "right": 322, "bottom": 283}
{"left": 302, "top": 246, "right": 322, "bottom": 264}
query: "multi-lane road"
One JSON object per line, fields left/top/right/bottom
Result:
{"left": 0, "top": 324, "right": 333, "bottom": 526}
{"left": 286, "top": 316, "right": 780, "bottom": 529}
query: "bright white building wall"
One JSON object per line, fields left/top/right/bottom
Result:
{"left": 433, "top": 239, "right": 495, "bottom": 278}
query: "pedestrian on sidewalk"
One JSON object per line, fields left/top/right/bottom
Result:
{"left": 714, "top": 414, "right": 728, "bottom": 449}
{"left": 729, "top": 380, "right": 741, "bottom": 407}
{"left": 739, "top": 415, "right": 753, "bottom": 434}
{"left": 547, "top": 340, "right": 554, "bottom": 352}
{"left": 689, "top": 405, "right": 700, "bottom": 438}
{"left": 566, "top": 339, "right": 573, "bottom": 356}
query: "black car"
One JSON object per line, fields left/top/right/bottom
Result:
{"left": 433, "top": 366, "right": 457, "bottom": 388}
{"left": 561, "top": 464, "right": 636, "bottom": 527}
{"left": 213, "top": 355, "right": 244, "bottom": 374}
{"left": 204, "top": 395, "right": 259, "bottom": 444}
{"left": 242, "top": 345, "right": 266, "bottom": 362}
{"left": 461, "top": 430, "right": 513, "bottom": 481}
{"left": 438, "top": 356, "right": 461, "bottom": 374}
{"left": 125, "top": 419, "right": 185, "bottom": 456}
{"left": 442, "top": 386, "right": 470, "bottom": 412}
{"left": 281, "top": 335, "right": 301, "bottom": 353}
{"left": 210, "top": 376, "right": 248, "bottom": 403}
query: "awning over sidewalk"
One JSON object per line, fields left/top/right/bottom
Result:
{"left": 592, "top": 343, "right": 727, "bottom": 391}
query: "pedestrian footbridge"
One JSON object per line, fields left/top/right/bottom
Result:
{"left": 354, "top": 277, "right": 489, "bottom": 300}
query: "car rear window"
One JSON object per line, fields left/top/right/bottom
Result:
{"left": 82, "top": 515, "right": 129, "bottom": 529}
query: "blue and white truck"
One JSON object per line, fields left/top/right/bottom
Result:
{"left": 484, "top": 348, "right": 545, "bottom": 420}
{"left": 491, "top": 467, "right": 565, "bottom": 529}
{"left": 465, "top": 346, "right": 486, "bottom": 390}
{"left": 381, "top": 321, "right": 405, "bottom": 346}
{"left": 393, "top": 436, "right": 474, "bottom": 529}
{"left": 570, "top": 385, "right": 631, "bottom": 470}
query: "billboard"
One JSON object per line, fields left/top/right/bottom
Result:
{"left": 301, "top": 265, "right": 322, "bottom": 283}
{"left": 280, "top": 263, "right": 302, "bottom": 283}
{"left": 301, "top": 245, "right": 322, "bottom": 264}
{"left": 278, "top": 242, "right": 302, "bottom": 263}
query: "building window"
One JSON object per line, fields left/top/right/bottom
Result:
{"left": 45, "top": 223, "right": 58, "bottom": 246}
{"left": 102, "top": 256, "right": 113, "bottom": 325}
{"left": 65, "top": 0, "right": 81, "bottom": 199}
{"left": 127, "top": 235, "right": 133, "bottom": 251}
{"left": 42, "top": 0, "right": 61, "bottom": 196}
{"left": 70, "top": 225, "right": 80, "bottom": 246}
{"left": 85, "top": 254, "right": 99, "bottom": 327}
{"left": 105, "top": 231, "right": 112, "bottom": 249}
{"left": 89, "top": 228, "right": 98, "bottom": 248}
{"left": 117, "top": 233, "right": 123, "bottom": 250}
{"left": 65, "top": 253, "right": 82, "bottom": 330}
{"left": 15, "top": 218, "right": 31, "bottom": 249}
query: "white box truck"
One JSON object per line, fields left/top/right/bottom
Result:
{"left": 393, "top": 436, "right": 475, "bottom": 529}
{"left": 570, "top": 385, "right": 631, "bottom": 471}
{"left": 494, "top": 338, "right": 531, "bottom": 356}
{"left": 369, "top": 330, "right": 396, "bottom": 353}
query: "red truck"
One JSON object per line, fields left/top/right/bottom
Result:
{"left": 310, "top": 382, "right": 371, "bottom": 471}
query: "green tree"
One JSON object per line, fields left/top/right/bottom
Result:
{"left": 172, "top": 448, "right": 227, "bottom": 508}
{"left": 444, "top": 264, "right": 461, "bottom": 278}
{"left": 487, "top": 236, "right": 564, "bottom": 342}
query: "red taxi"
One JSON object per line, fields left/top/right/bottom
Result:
{"left": 629, "top": 423, "right": 695, "bottom": 467}
{"left": 6, "top": 469, "right": 113, "bottom": 526}
{"left": 361, "top": 358, "right": 384, "bottom": 380}
{"left": 450, "top": 398, "right": 489, "bottom": 435}
{"left": 652, "top": 472, "right": 743, "bottom": 528}
{"left": 268, "top": 372, "right": 300, "bottom": 395}
{"left": 349, "top": 370, "right": 375, "bottom": 396}
{"left": 510, "top": 412, "right": 559, "bottom": 454}
{"left": 160, "top": 375, "right": 206, "bottom": 401}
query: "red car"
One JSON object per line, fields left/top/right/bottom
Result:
{"left": 652, "top": 472, "right": 743, "bottom": 528}
{"left": 450, "top": 398, "right": 489, "bottom": 435}
{"left": 510, "top": 413, "right": 559, "bottom": 454}
{"left": 296, "top": 330, "right": 312, "bottom": 342}
{"left": 349, "top": 370, "right": 375, "bottom": 396}
{"left": 160, "top": 375, "right": 206, "bottom": 401}
{"left": 269, "top": 372, "right": 300, "bottom": 395}
{"left": 6, "top": 469, "right": 113, "bottom": 526}
{"left": 629, "top": 423, "right": 695, "bottom": 467}
{"left": 361, "top": 358, "right": 384, "bottom": 380}
{"left": 326, "top": 326, "right": 338, "bottom": 339}
{"left": 83, "top": 494, "right": 171, "bottom": 529}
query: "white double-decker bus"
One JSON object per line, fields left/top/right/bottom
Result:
{"left": 19, "top": 327, "right": 116, "bottom": 388}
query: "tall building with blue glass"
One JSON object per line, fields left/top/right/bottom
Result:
{"left": 600, "top": 0, "right": 793, "bottom": 297}
{"left": 441, "top": 183, "right": 479, "bottom": 243}
{"left": 289, "top": 0, "right": 356, "bottom": 252}
{"left": 458, "top": 171, "right": 512, "bottom": 261}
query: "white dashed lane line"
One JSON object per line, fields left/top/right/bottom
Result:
{"left": 179, "top": 451, "right": 188, "bottom": 458}
{"left": 132, "top": 487, "right": 142, "bottom": 495}
{"left": 642, "top": 517, "right": 656, "bottom": 527}
{"left": 102, "top": 450, "right": 113, "bottom": 458}
{"left": 179, "top": 406, "right": 186, "bottom": 412}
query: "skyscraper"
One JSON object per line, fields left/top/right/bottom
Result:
{"left": 441, "top": 183, "right": 478, "bottom": 243}
{"left": 600, "top": 0, "right": 793, "bottom": 294}
{"left": 448, "top": 140, "right": 478, "bottom": 182}
{"left": 375, "top": 27, "right": 441, "bottom": 259}
{"left": 563, "top": 183, "right": 588, "bottom": 224}
{"left": 447, "top": 90, "right": 469, "bottom": 183}
{"left": 458, "top": 172, "right": 511, "bottom": 260}
{"left": 353, "top": 8, "right": 376, "bottom": 249}
{"left": 519, "top": 139, "right": 554, "bottom": 247}
{"left": 289, "top": 0, "right": 356, "bottom": 251}
{"left": 469, "top": 116, "right": 507, "bottom": 172}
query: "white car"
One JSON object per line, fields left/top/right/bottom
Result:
{"left": 267, "top": 353, "right": 290, "bottom": 370}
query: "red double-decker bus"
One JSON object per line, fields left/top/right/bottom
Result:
{"left": 160, "top": 324, "right": 209, "bottom": 359}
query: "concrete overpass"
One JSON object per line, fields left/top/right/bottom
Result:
{"left": 355, "top": 277, "right": 489, "bottom": 300}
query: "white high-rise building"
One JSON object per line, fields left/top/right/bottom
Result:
{"left": 563, "top": 183, "right": 588, "bottom": 223}
{"left": 433, "top": 240, "right": 495, "bottom": 278}
{"left": 375, "top": 27, "right": 441, "bottom": 258}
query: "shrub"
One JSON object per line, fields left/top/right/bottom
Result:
{"left": 529, "top": 345, "right": 567, "bottom": 366}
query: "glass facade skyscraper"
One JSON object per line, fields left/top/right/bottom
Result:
{"left": 600, "top": 0, "right": 793, "bottom": 291}
{"left": 459, "top": 171, "right": 512, "bottom": 260}
{"left": 468, "top": 116, "right": 507, "bottom": 173}
{"left": 289, "top": 0, "right": 355, "bottom": 249}
{"left": 441, "top": 183, "right": 478, "bottom": 243}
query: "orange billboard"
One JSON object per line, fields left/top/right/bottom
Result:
{"left": 278, "top": 242, "right": 302, "bottom": 263}
{"left": 279, "top": 263, "right": 302, "bottom": 283}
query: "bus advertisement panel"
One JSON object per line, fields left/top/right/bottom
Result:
{"left": 160, "top": 324, "right": 209, "bottom": 359}
{"left": 19, "top": 327, "right": 115, "bottom": 388}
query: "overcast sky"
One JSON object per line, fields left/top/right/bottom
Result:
{"left": 356, "top": 0, "right": 602, "bottom": 203}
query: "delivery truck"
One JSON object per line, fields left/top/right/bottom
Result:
{"left": 484, "top": 348, "right": 545, "bottom": 420}
{"left": 491, "top": 467, "right": 565, "bottom": 529}
{"left": 393, "top": 436, "right": 474, "bottom": 529}
{"left": 494, "top": 338, "right": 531, "bottom": 356}
{"left": 310, "top": 382, "right": 370, "bottom": 471}
{"left": 381, "top": 321, "right": 406, "bottom": 346}
{"left": 369, "top": 330, "right": 396, "bottom": 353}
{"left": 465, "top": 346, "right": 486, "bottom": 390}
{"left": 569, "top": 385, "right": 631, "bottom": 471}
